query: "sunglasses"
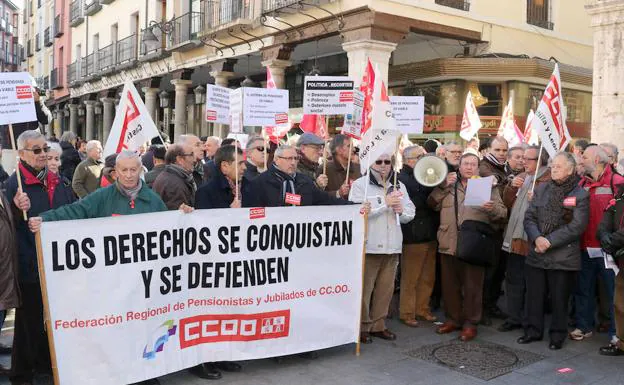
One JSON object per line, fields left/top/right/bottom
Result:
{"left": 23, "top": 146, "right": 51, "bottom": 155}
{"left": 375, "top": 160, "right": 392, "bottom": 165}
{"left": 254, "top": 146, "right": 266, "bottom": 152}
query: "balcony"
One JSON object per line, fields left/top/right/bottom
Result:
{"left": 527, "top": 0, "right": 554, "bottom": 30}
{"left": 139, "top": 26, "right": 168, "bottom": 62}
{"left": 44, "top": 27, "right": 53, "bottom": 47}
{"left": 262, "top": 0, "right": 301, "bottom": 13}
{"left": 19, "top": 45, "right": 25, "bottom": 61}
{"left": 98, "top": 43, "right": 114, "bottom": 73}
{"left": 117, "top": 34, "right": 138, "bottom": 67}
{"left": 70, "top": 0, "right": 85, "bottom": 27}
{"left": 166, "top": 12, "right": 203, "bottom": 52}
{"left": 68, "top": 61, "right": 82, "bottom": 85}
{"left": 27, "top": 40, "right": 33, "bottom": 56}
{"left": 434, "top": 0, "right": 470, "bottom": 11}
{"left": 81, "top": 52, "right": 98, "bottom": 79}
{"left": 204, "top": 0, "right": 255, "bottom": 34}
{"left": 85, "top": 0, "right": 102, "bottom": 16}
{"left": 0, "top": 18, "right": 6, "bottom": 31}
{"left": 55, "top": 15, "right": 64, "bottom": 37}
{"left": 51, "top": 67, "right": 63, "bottom": 89}
{"left": 6, "top": 24, "right": 14, "bottom": 36}
{"left": 12, "top": 54, "right": 18, "bottom": 65}
{"left": 43, "top": 76, "right": 49, "bottom": 90}
{"left": 35, "top": 34, "right": 41, "bottom": 51}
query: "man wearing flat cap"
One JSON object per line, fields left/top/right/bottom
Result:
{"left": 296, "top": 132, "right": 328, "bottom": 190}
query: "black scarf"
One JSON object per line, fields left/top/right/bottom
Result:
{"left": 167, "top": 164, "right": 197, "bottom": 195}
{"left": 484, "top": 153, "right": 506, "bottom": 170}
{"left": 20, "top": 160, "right": 48, "bottom": 184}
{"left": 540, "top": 174, "right": 580, "bottom": 235}
{"left": 271, "top": 164, "right": 296, "bottom": 203}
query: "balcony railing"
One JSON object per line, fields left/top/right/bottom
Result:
{"left": 35, "top": 34, "right": 41, "bottom": 51}
{"left": 0, "top": 18, "right": 7, "bottom": 31}
{"left": 6, "top": 24, "right": 14, "bottom": 36}
{"left": 527, "top": 0, "right": 554, "bottom": 30}
{"left": 12, "top": 54, "right": 18, "bottom": 65}
{"left": 140, "top": 26, "right": 165, "bottom": 59}
{"left": 167, "top": 12, "right": 203, "bottom": 50}
{"left": 262, "top": 0, "right": 300, "bottom": 13}
{"left": 43, "top": 76, "right": 49, "bottom": 90}
{"left": 19, "top": 45, "right": 25, "bottom": 61}
{"left": 70, "top": 0, "right": 85, "bottom": 27}
{"left": 27, "top": 40, "right": 33, "bottom": 56}
{"left": 98, "top": 43, "right": 114, "bottom": 70}
{"left": 55, "top": 14, "right": 64, "bottom": 37}
{"left": 82, "top": 52, "right": 97, "bottom": 78}
{"left": 85, "top": 0, "right": 102, "bottom": 16}
{"left": 51, "top": 67, "right": 63, "bottom": 89}
{"left": 434, "top": 0, "right": 470, "bottom": 11}
{"left": 117, "top": 34, "right": 137, "bottom": 65}
{"left": 204, "top": 0, "right": 254, "bottom": 32}
{"left": 68, "top": 61, "right": 81, "bottom": 84}
{"left": 44, "top": 27, "right": 53, "bottom": 46}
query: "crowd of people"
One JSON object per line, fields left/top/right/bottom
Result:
{"left": 0, "top": 123, "right": 623, "bottom": 385}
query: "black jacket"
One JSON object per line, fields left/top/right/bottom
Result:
{"left": 597, "top": 185, "right": 624, "bottom": 259}
{"left": 195, "top": 169, "right": 235, "bottom": 209}
{"left": 59, "top": 141, "right": 81, "bottom": 182}
{"left": 5, "top": 164, "right": 76, "bottom": 283}
{"left": 0, "top": 102, "right": 49, "bottom": 149}
{"left": 243, "top": 164, "right": 347, "bottom": 208}
{"left": 398, "top": 164, "right": 439, "bottom": 244}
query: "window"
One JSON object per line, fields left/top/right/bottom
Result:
{"left": 475, "top": 84, "right": 502, "bottom": 117}
{"left": 527, "top": 0, "right": 554, "bottom": 30}
{"left": 435, "top": 0, "right": 470, "bottom": 12}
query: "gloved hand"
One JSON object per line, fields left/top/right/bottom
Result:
{"left": 601, "top": 234, "right": 616, "bottom": 255}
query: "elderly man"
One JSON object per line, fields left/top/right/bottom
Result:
{"left": 243, "top": 145, "right": 345, "bottom": 208}
{"left": 499, "top": 146, "right": 551, "bottom": 332}
{"left": 571, "top": 145, "right": 624, "bottom": 343}
{"left": 152, "top": 144, "right": 196, "bottom": 212}
{"left": 296, "top": 133, "right": 328, "bottom": 189}
{"left": 72, "top": 140, "right": 103, "bottom": 198}
{"left": 428, "top": 153, "right": 507, "bottom": 341}
{"left": 203, "top": 136, "right": 221, "bottom": 163}
{"left": 324, "top": 134, "right": 360, "bottom": 199}
{"left": 28, "top": 150, "right": 166, "bottom": 385}
{"left": 601, "top": 143, "right": 621, "bottom": 174}
{"left": 444, "top": 141, "right": 463, "bottom": 173}
{"left": 5, "top": 130, "right": 76, "bottom": 385}
{"left": 177, "top": 134, "right": 207, "bottom": 186}
{"left": 506, "top": 146, "right": 525, "bottom": 180}
{"left": 350, "top": 152, "right": 415, "bottom": 342}
{"left": 398, "top": 146, "right": 439, "bottom": 326}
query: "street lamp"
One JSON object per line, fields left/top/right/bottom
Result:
{"left": 194, "top": 85, "right": 206, "bottom": 105}
{"left": 159, "top": 90, "right": 170, "bottom": 108}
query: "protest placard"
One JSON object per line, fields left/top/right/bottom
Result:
{"left": 229, "top": 88, "right": 243, "bottom": 133}
{"left": 0, "top": 72, "right": 37, "bottom": 125}
{"left": 303, "top": 76, "right": 354, "bottom": 115}
{"left": 38, "top": 206, "right": 365, "bottom": 385}
{"left": 389, "top": 96, "right": 424, "bottom": 134}
{"left": 242, "top": 88, "right": 289, "bottom": 127}
{"left": 342, "top": 89, "right": 364, "bottom": 139}
{"left": 205, "top": 84, "right": 231, "bottom": 124}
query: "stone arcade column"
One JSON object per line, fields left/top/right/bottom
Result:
{"left": 586, "top": 1, "right": 624, "bottom": 151}
{"left": 171, "top": 79, "right": 192, "bottom": 140}
{"left": 101, "top": 97, "right": 116, "bottom": 143}
{"left": 84, "top": 100, "right": 96, "bottom": 141}
{"left": 69, "top": 104, "right": 79, "bottom": 135}
{"left": 342, "top": 39, "right": 398, "bottom": 87}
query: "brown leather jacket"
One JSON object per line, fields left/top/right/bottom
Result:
{"left": 321, "top": 159, "right": 360, "bottom": 197}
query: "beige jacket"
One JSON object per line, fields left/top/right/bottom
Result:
{"left": 427, "top": 180, "right": 507, "bottom": 256}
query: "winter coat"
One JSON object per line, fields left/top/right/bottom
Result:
{"left": 322, "top": 159, "right": 360, "bottom": 198}
{"left": 0, "top": 193, "right": 20, "bottom": 310}
{"left": 524, "top": 182, "right": 589, "bottom": 271}
{"left": 427, "top": 179, "right": 507, "bottom": 256}
{"left": 398, "top": 164, "right": 438, "bottom": 244}
{"left": 195, "top": 169, "right": 236, "bottom": 209}
{"left": 72, "top": 157, "right": 104, "bottom": 198}
{"left": 59, "top": 141, "right": 81, "bottom": 182}
{"left": 579, "top": 166, "right": 624, "bottom": 248}
{"left": 145, "top": 164, "right": 165, "bottom": 188}
{"left": 349, "top": 171, "right": 415, "bottom": 254}
{"left": 5, "top": 165, "right": 76, "bottom": 282}
{"left": 40, "top": 181, "right": 167, "bottom": 221}
{"left": 596, "top": 186, "right": 624, "bottom": 260}
{"left": 151, "top": 166, "right": 196, "bottom": 210}
{"left": 243, "top": 164, "right": 347, "bottom": 208}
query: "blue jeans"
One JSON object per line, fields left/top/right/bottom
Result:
{"left": 574, "top": 251, "right": 616, "bottom": 338}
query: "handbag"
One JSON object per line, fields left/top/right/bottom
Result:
{"left": 454, "top": 182, "right": 495, "bottom": 266}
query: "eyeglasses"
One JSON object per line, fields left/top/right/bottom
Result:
{"left": 253, "top": 146, "right": 266, "bottom": 152}
{"left": 23, "top": 146, "right": 51, "bottom": 155}
{"left": 375, "top": 160, "right": 392, "bottom": 165}
{"left": 523, "top": 157, "right": 538, "bottom": 161}
{"left": 277, "top": 156, "right": 299, "bottom": 162}
{"left": 181, "top": 153, "right": 195, "bottom": 158}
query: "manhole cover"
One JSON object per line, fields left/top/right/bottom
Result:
{"left": 408, "top": 339, "right": 544, "bottom": 381}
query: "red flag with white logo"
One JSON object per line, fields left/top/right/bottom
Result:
{"left": 264, "top": 67, "right": 289, "bottom": 144}
{"left": 533, "top": 64, "right": 571, "bottom": 157}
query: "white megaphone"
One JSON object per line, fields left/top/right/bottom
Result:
{"left": 414, "top": 155, "right": 448, "bottom": 187}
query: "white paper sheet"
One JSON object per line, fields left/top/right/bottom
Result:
{"left": 464, "top": 176, "right": 494, "bottom": 206}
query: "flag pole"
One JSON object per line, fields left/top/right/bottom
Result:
{"left": 530, "top": 142, "right": 544, "bottom": 195}
{"left": 9, "top": 123, "right": 27, "bottom": 220}
{"left": 344, "top": 139, "right": 353, "bottom": 186}
{"left": 235, "top": 145, "right": 239, "bottom": 202}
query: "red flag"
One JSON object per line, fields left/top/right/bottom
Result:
{"left": 264, "top": 67, "right": 288, "bottom": 143}
{"left": 359, "top": 59, "right": 375, "bottom": 136}
{"left": 300, "top": 114, "right": 328, "bottom": 139}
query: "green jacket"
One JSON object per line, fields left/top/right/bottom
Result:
{"left": 41, "top": 182, "right": 167, "bottom": 221}
{"left": 72, "top": 157, "right": 104, "bottom": 198}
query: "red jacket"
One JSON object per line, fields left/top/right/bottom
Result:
{"left": 579, "top": 166, "right": 624, "bottom": 248}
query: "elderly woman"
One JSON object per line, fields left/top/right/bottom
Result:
{"left": 46, "top": 141, "right": 63, "bottom": 175}
{"left": 520, "top": 152, "right": 589, "bottom": 350}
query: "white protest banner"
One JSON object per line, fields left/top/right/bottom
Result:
{"left": 303, "top": 76, "right": 354, "bottom": 115}
{"left": 459, "top": 91, "right": 482, "bottom": 141}
{"left": 205, "top": 84, "right": 230, "bottom": 124}
{"left": 0, "top": 72, "right": 37, "bottom": 125}
{"left": 229, "top": 88, "right": 243, "bottom": 133}
{"left": 389, "top": 96, "right": 425, "bottom": 134}
{"left": 39, "top": 206, "right": 365, "bottom": 385}
{"left": 342, "top": 89, "right": 364, "bottom": 139}
{"left": 242, "top": 87, "right": 289, "bottom": 127}
{"left": 104, "top": 81, "right": 161, "bottom": 156}
{"left": 533, "top": 64, "right": 571, "bottom": 157}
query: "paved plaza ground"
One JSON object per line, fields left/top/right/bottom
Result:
{"left": 1, "top": 309, "right": 623, "bottom": 385}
